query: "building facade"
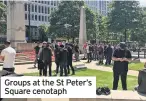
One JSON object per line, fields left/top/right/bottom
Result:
{"left": 3, "top": 0, "right": 111, "bottom": 41}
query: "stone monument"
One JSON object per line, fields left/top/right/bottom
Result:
{"left": 79, "top": 6, "right": 87, "bottom": 53}
{"left": 7, "top": 1, "right": 26, "bottom": 49}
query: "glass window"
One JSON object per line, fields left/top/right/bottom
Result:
{"left": 41, "top": 1, "right": 43, "bottom": 4}
{"left": 25, "top": 14, "right": 27, "bottom": 20}
{"left": 35, "top": 0, "right": 37, "bottom": 2}
{"left": 54, "top": 1, "right": 56, "bottom": 6}
{"left": 42, "top": 6, "right": 44, "bottom": 13}
{"left": 48, "top": 1, "right": 50, "bottom": 5}
{"left": 25, "top": 3, "right": 27, "bottom": 11}
{"left": 51, "top": 1, "right": 53, "bottom": 5}
{"left": 38, "top": 1, "right": 40, "bottom": 3}
{"left": 35, "top": 5, "right": 37, "bottom": 12}
{"left": 39, "top": 15, "right": 41, "bottom": 21}
{"left": 51, "top": 8, "right": 53, "bottom": 12}
{"left": 32, "top": 14, "right": 34, "bottom": 20}
{"left": 48, "top": 7, "right": 50, "bottom": 14}
{"left": 48, "top": 16, "right": 50, "bottom": 22}
{"left": 38, "top": 6, "right": 41, "bottom": 13}
{"left": 35, "top": 15, "right": 37, "bottom": 21}
{"left": 32, "top": 5, "right": 34, "bottom": 12}
{"left": 42, "top": 16, "right": 44, "bottom": 21}
{"left": 45, "top": 16, "right": 47, "bottom": 21}
{"left": 45, "top": 7, "right": 47, "bottom": 14}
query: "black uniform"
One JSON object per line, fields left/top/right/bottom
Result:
{"left": 54, "top": 46, "right": 60, "bottom": 75}
{"left": 39, "top": 47, "right": 52, "bottom": 76}
{"left": 67, "top": 46, "right": 75, "bottom": 75}
{"left": 112, "top": 48, "right": 131, "bottom": 90}
{"left": 59, "top": 48, "right": 68, "bottom": 76}
{"left": 105, "top": 46, "right": 113, "bottom": 65}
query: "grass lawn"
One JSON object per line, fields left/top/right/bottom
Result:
{"left": 102, "top": 62, "right": 144, "bottom": 71}
{"left": 24, "top": 69, "right": 137, "bottom": 90}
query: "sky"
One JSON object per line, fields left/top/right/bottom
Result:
{"left": 139, "top": 0, "right": 146, "bottom": 6}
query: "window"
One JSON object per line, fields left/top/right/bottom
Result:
{"left": 48, "top": 1, "right": 50, "bottom": 5}
{"left": 45, "top": 7, "right": 47, "bottom": 14}
{"left": 35, "top": 0, "right": 37, "bottom": 2}
{"left": 42, "top": 16, "right": 44, "bottom": 21}
{"left": 48, "top": 16, "right": 50, "bottom": 22}
{"left": 35, "top": 5, "right": 37, "bottom": 12}
{"left": 54, "top": 1, "right": 56, "bottom": 6}
{"left": 38, "top": 6, "right": 41, "bottom": 13}
{"left": 32, "top": 14, "right": 34, "bottom": 20}
{"left": 41, "top": 1, "right": 43, "bottom": 4}
{"left": 42, "top": 6, "right": 44, "bottom": 13}
{"left": 39, "top": 15, "right": 41, "bottom": 21}
{"left": 48, "top": 7, "right": 50, "bottom": 14}
{"left": 35, "top": 15, "right": 37, "bottom": 21}
{"left": 45, "top": 16, "right": 47, "bottom": 21}
{"left": 25, "top": 14, "right": 27, "bottom": 20}
{"left": 25, "top": 4, "right": 27, "bottom": 11}
{"left": 51, "top": 1, "right": 53, "bottom": 5}
{"left": 51, "top": 8, "right": 53, "bottom": 12}
{"left": 38, "top": 1, "right": 40, "bottom": 3}
{"left": 32, "top": 5, "right": 34, "bottom": 12}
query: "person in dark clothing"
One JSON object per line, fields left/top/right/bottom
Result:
{"left": 67, "top": 44, "right": 75, "bottom": 75}
{"left": 98, "top": 45, "right": 104, "bottom": 65}
{"left": 54, "top": 44, "right": 60, "bottom": 76}
{"left": 105, "top": 44, "right": 113, "bottom": 65}
{"left": 39, "top": 42, "right": 53, "bottom": 76}
{"left": 59, "top": 45, "right": 68, "bottom": 76}
{"left": 74, "top": 44, "right": 80, "bottom": 61}
{"left": 34, "top": 42, "right": 40, "bottom": 68}
{"left": 112, "top": 42, "right": 132, "bottom": 90}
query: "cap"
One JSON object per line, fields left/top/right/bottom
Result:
{"left": 43, "top": 41, "right": 47, "bottom": 44}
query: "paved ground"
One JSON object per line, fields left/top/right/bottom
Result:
{"left": 0, "top": 60, "right": 139, "bottom": 76}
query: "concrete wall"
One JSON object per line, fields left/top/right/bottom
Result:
{"left": 17, "top": 43, "right": 36, "bottom": 52}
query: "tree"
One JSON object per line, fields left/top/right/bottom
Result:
{"left": 49, "top": 1, "right": 97, "bottom": 42}
{"left": 108, "top": 1, "right": 142, "bottom": 42}
{"left": 38, "top": 24, "right": 49, "bottom": 42}
{"left": 0, "top": 2, "right": 6, "bottom": 35}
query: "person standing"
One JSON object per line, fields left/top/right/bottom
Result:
{"left": 34, "top": 42, "right": 40, "bottom": 68}
{"left": 86, "top": 44, "right": 92, "bottom": 63}
{"left": 39, "top": 42, "right": 53, "bottom": 76}
{"left": 67, "top": 44, "right": 75, "bottom": 75}
{"left": 74, "top": 44, "right": 80, "bottom": 61}
{"left": 112, "top": 42, "right": 132, "bottom": 90}
{"left": 0, "top": 41, "right": 16, "bottom": 73}
{"left": 105, "top": 44, "right": 113, "bottom": 65}
{"left": 83, "top": 42, "right": 87, "bottom": 59}
{"left": 54, "top": 44, "right": 60, "bottom": 76}
{"left": 98, "top": 44, "right": 104, "bottom": 65}
{"left": 59, "top": 45, "right": 68, "bottom": 76}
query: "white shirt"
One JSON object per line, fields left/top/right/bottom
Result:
{"left": 86, "top": 45, "right": 89, "bottom": 53}
{"left": 1, "top": 46, "right": 16, "bottom": 68}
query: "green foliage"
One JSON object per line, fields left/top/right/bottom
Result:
{"left": 108, "top": 1, "right": 142, "bottom": 42}
{"left": 38, "top": 24, "right": 50, "bottom": 41}
{"left": 0, "top": 2, "right": 6, "bottom": 35}
{"left": 49, "top": 1, "right": 97, "bottom": 41}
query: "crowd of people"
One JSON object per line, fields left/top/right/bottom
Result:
{"left": 0, "top": 40, "right": 145, "bottom": 93}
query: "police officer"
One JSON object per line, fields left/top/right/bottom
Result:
{"left": 112, "top": 42, "right": 132, "bottom": 90}
{"left": 59, "top": 45, "right": 68, "bottom": 76}
{"left": 105, "top": 44, "right": 113, "bottom": 65}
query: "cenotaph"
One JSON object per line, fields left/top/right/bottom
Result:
{"left": 7, "top": 1, "right": 26, "bottom": 49}
{"left": 79, "top": 6, "right": 87, "bottom": 53}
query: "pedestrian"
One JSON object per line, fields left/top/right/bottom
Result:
{"left": 54, "top": 44, "right": 60, "bottom": 76}
{"left": 105, "top": 44, "right": 113, "bottom": 65}
{"left": 59, "top": 45, "right": 68, "bottom": 76}
{"left": 83, "top": 42, "right": 87, "bottom": 59}
{"left": 98, "top": 44, "right": 104, "bottom": 65}
{"left": 0, "top": 41, "right": 16, "bottom": 73}
{"left": 38, "top": 42, "right": 53, "bottom": 76}
{"left": 67, "top": 43, "right": 75, "bottom": 75}
{"left": 86, "top": 44, "right": 92, "bottom": 63}
{"left": 74, "top": 44, "right": 80, "bottom": 61}
{"left": 112, "top": 42, "right": 132, "bottom": 90}
{"left": 34, "top": 42, "right": 40, "bottom": 68}
{"left": 93, "top": 44, "right": 98, "bottom": 60}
